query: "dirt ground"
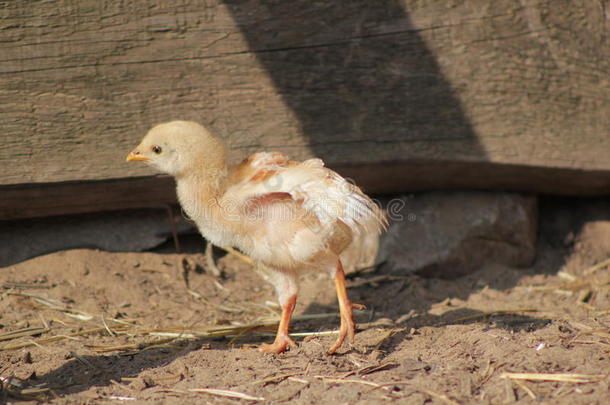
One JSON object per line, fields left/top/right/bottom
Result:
{"left": 1, "top": 198, "right": 609, "bottom": 404}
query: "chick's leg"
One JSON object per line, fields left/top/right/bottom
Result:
{"left": 260, "top": 294, "right": 297, "bottom": 354}
{"left": 260, "top": 269, "right": 298, "bottom": 354}
{"left": 327, "top": 259, "right": 365, "bottom": 354}
{"left": 204, "top": 242, "right": 222, "bottom": 277}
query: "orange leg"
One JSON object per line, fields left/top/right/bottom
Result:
{"left": 260, "top": 294, "right": 297, "bottom": 354}
{"left": 327, "top": 260, "right": 365, "bottom": 354}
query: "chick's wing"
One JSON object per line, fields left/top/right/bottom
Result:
{"left": 224, "top": 152, "right": 385, "bottom": 236}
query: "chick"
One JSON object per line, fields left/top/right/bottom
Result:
{"left": 127, "top": 121, "right": 387, "bottom": 354}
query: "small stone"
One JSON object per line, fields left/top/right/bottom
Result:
{"left": 379, "top": 192, "right": 537, "bottom": 278}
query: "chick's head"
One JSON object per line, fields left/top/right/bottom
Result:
{"left": 126, "top": 121, "right": 226, "bottom": 176}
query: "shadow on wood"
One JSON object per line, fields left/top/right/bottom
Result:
{"left": 223, "top": 0, "right": 484, "bottom": 185}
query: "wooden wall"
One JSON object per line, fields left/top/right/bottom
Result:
{"left": 1, "top": 0, "right": 608, "bottom": 219}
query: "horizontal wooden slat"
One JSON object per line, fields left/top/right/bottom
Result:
{"left": 0, "top": 177, "right": 176, "bottom": 220}
{"left": 2, "top": 161, "right": 609, "bottom": 220}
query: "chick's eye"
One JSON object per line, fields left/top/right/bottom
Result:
{"left": 152, "top": 145, "right": 162, "bottom": 154}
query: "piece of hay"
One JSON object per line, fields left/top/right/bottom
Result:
{"left": 500, "top": 372, "right": 605, "bottom": 383}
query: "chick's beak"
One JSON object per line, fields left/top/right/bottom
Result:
{"left": 126, "top": 150, "right": 149, "bottom": 162}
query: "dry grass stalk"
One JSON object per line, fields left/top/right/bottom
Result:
{"left": 583, "top": 258, "right": 610, "bottom": 276}
{"left": 357, "top": 362, "right": 399, "bottom": 376}
{"left": 512, "top": 379, "right": 537, "bottom": 400}
{"left": 101, "top": 317, "right": 116, "bottom": 337}
{"left": 0, "top": 327, "right": 49, "bottom": 342}
{"left": 515, "top": 285, "right": 560, "bottom": 292}
{"left": 8, "top": 386, "right": 52, "bottom": 401}
{"left": 2, "top": 282, "right": 51, "bottom": 290}
{"left": 577, "top": 289, "right": 593, "bottom": 303}
{"left": 500, "top": 372, "right": 606, "bottom": 383}
{"left": 189, "top": 387, "right": 264, "bottom": 401}
{"left": 156, "top": 387, "right": 264, "bottom": 401}
{"left": 579, "top": 328, "right": 610, "bottom": 339}
{"left": 339, "top": 361, "right": 398, "bottom": 379}
{"left": 0, "top": 326, "right": 130, "bottom": 351}
{"left": 567, "top": 320, "right": 595, "bottom": 331}
{"left": 287, "top": 376, "right": 310, "bottom": 384}
{"left": 102, "top": 394, "right": 136, "bottom": 401}
{"left": 315, "top": 375, "right": 387, "bottom": 389}
{"left": 86, "top": 337, "right": 180, "bottom": 353}
{"left": 557, "top": 270, "right": 577, "bottom": 282}
{"left": 453, "top": 308, "right": 538, "bottom": 323}
{"left": 597, "top": 308, "right": 610, "bottom": 316}
{"left": 37, "top": 313, "right": 49, "bottom": 329}
{"left": 571, "top": 339, "right": 610, "bottom": 347}
{"left": 250, "top": 372, "right": 305, "bottom": 385}
{"left": 576, "top": 301, "right": 597, "bottom": 311}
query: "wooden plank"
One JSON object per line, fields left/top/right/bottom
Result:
{"left": 0, "top": 177, "right": 177, "bottom": 220}
{"left": 0, "top": 1, "right": 608, "bottom": 207}
{"left": 2, "top": 161, "right": 609, "bottom": 220}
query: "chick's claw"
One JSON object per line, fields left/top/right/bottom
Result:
{"left": 327, "top": 327, "right": 350, "bottom": 355}
{"left": 259, "top": 335, "right": 296, "bottom": 354}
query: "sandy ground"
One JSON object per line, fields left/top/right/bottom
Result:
{"left": 1, "top": 201, "right": 609, "bottom": 404}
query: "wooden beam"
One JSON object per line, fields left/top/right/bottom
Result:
{"left": 2, "top": 162, "right": 608, "bottom": 220}
{"left": 0, "top": 177, "right": 177, "bottom": 220}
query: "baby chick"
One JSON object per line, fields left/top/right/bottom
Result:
{"left": 127, "top": 121, "right": 386, "bottom": 354}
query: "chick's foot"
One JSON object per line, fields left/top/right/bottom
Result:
{"left": 259, "top": 334, "right": 296, "bottom": 354}
{"left": 327, "top": 301, "right": 365, "bottom": 354}
{"left": 261, "top": 294, "right": 297, "bottom": 354}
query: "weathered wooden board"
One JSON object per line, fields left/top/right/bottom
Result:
{"left": 3, "top": 161, "right": 609, "bottom": 220}
{"left": 1, "top": 0, "right": 608, "bottom": 219}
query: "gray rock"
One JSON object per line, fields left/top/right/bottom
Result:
{"left": 379, "top": 192, "right": 537, "bottom": 278}
{"left": 0, "top": 209, "right": 194, "bottom": 267}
